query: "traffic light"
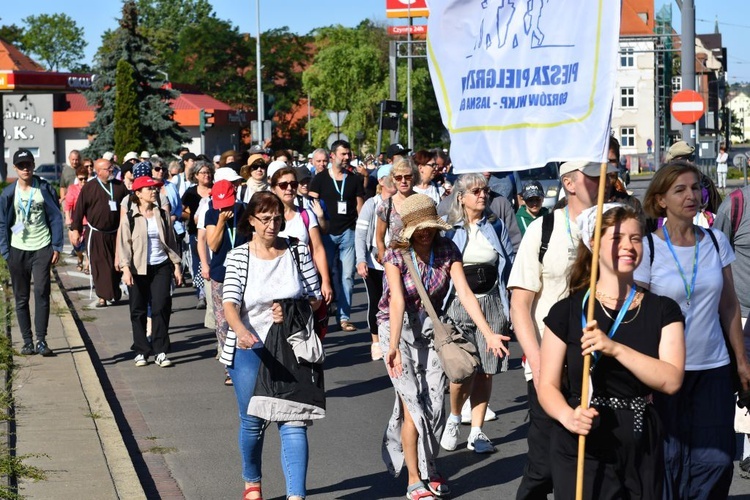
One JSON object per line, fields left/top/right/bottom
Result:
{"left": 199, "top": 109, "right": 215, "bottom": 134}
{"left": 263, "top": 94, "right": 276, "bottom": 121}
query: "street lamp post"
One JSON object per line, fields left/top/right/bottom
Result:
{"left": 256, "top": 0, "right": 264, "bottom": 145}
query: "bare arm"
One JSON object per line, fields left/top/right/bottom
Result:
{"left": 197, "top": 228, "right": 210, "bottom": 279}
{"left": 223, "top": 302, "right": 259, "bottom": 350}
{"left": 356, "top": 196, "right": 364, "bottom": 215}
{"left": 719, "top": 266, "right": 750, "bottom": 390}
{"left": 510, "top": 287, "right": 542, "bottom": 387}
{"left": 384, "top": 262, "right": 405, "bottom": 378}
{"left": 375, "top": 216, "right": 387, "bottom": 264}
{"left": 308, "top": 226, "right": 333, "bottom": 303}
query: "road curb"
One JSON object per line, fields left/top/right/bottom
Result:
{"left": 50, "top": 280, "right": 146, "bottom": 499}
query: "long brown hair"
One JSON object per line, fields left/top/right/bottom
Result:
{"left": 568, "top": 205, "right": 644, "bottom": 295}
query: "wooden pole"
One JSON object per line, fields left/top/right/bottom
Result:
{"left": 575, "top": 162, "right": 609, "bottom": 500}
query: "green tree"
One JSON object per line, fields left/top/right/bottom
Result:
{"left": 83, "top": 1, "right": 189, "bottom": 158}
{"left": 166, "top": 16, "right": 253, "bottom": 107}
{"left": 135, "top": 0, "right": 214, "bottom": 66}
{"left": 113, "top": 60, "right": 142, "bottom": 161}
{"left": 0, "top": 22, "right": 25, "bottom": 48}
{"left": 20, "top": 13, "right": 85, "bottom": 71}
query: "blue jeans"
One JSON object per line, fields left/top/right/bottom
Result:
{"left": 322, "top": 228, "right": 355, "bottom": 322}
{"left": 227, "top": 348, "right": 309, "bottom": 498}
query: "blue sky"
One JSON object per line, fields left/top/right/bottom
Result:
{"left": 2, "top": 1, "right": 749, "bottom": 81}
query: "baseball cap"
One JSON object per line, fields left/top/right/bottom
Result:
{"left": 13, "top": 148, "right": 34, "bottom": 165}
{"left": 139, "top": 151, "right": 150, "bottom": 159}
{"left": 266, "top": 160, "right": 288, "bottom": 182}
{"left": 248, "top": 145, "right": 265, "bottom": 155}
{"left": 377, "top": 165, "right": 392, "bottom": 180}
{"left": 123, "top": 151, "right": 139, "bottom": 163}
{"left": 294, "top": 166, "right": 312, "bottom": 183}
{"left": 213, "top": 154, "right": 221, "bottom": 163}
{"left": 665, "top": 140, "right": 695, "bottom": 162}
{"left": 214, "top": 167, "right": 243, "bottom": 183}
{"left": 559, "top": 161, "right": 618, "bottom": 177}
{"left": 132, "top": 161, "right": 152, "bottom": 179}
{"left": 386, "top": 143, "right": 411, "bottom": 160}
{"left": 211, "top": 180, "right": 237, "bottom": 209}
{"left": 521, "top": 181, "right": 544, "bottom": 200}
{"left": 132, "top": 176, "right": 162, "bottom": 191}
{"left": 224, "top": 161, "right": 243, "bottom": 175}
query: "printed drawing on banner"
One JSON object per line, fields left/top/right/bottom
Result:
{"left": 474, "top": 0, "right": 566, "bottom": 52}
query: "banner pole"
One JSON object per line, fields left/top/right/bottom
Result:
{"left": 575, "top": 162, "right": 608, "bottom": 500}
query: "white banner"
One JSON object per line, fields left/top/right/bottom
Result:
{"left": 427, "top": 0, "right": 621, "bottom": 172}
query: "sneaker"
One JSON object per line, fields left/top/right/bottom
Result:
{"left": 371, "top": 342, "right": 383, "bottom": 361}
{"left": 740, "top": 456, "right": 750, "bottom": 479}
{"left": 134, "top": 354, "right": 148, "bottom": 367}
{"left": 461, "top": 399, "right": 498, "bottom": 424}
{"left": 467, "top": 431, "right": 496, "bottom": 454}
{"left": 196, "top": 297, "right": 207, "bottom": 310}
{"left": 440, "top": 419, "right": 461, "bottom": 451}
{"left": 155, "top": 353, "right": 172, "bottom": 367}
{"left": 36, "top": 341, "right": 54, "bottom": 357}
{"left": 20, "top": 342, "right": 36, "bottom": 355}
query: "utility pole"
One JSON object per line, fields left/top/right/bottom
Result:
{"left": 256, "top": 0, "right": 264, "bottom": 145}
{"left": 680, "top": 0, "right": 696, "bottom": 146}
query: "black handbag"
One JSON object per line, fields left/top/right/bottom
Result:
{"left": 463, "top": 263, "right": 498, "bottom": 294}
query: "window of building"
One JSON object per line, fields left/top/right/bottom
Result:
{"left": 620, "top": 47, "right": 634, "bottom": 67}
{"left": 621, "top": 127, "right": 636, "bottom": 148}
{"left": 620, "top": 87, "right": 635, "bottom": 108}
{"left": 672, "top": 76, "right": 682, "bottom": 92}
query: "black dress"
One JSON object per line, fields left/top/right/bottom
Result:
{"left": 543, "top": 289, "right": 683, "bottom": 500}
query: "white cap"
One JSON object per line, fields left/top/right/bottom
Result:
{"left": 266, "top": 160, "right": 288, "bottom": 182}
{"left": 213, "top": 154, "right": 221, "bottom": 163}
{"left": 214, "top": 167, "right": 243, "bottom": 183}
{"left": 139, "top": 150, "right": 150, "bottom": 159}
{"left": 102, "top": 151, "right": 114, "bottom": 161}
{"left": 123, "top": 151, "right": 139, "bottom": 162}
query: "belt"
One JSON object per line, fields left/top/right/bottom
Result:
{"left": 590, "top": 394, "right": 653, "bottom": 437}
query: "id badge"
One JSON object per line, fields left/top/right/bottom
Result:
{"left": 337, "top": 201, "right": 347, "bottom": 215}
{"left": 109, "top": 200, "right": 118, "bottom": 212}
{"left": 11, "top": 221, "right": 24, "bottom": 235}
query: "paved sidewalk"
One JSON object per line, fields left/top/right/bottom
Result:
{"left": 10, "top": 276, "right": 144, "bottom": 499}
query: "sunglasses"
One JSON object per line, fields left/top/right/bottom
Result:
{"left": 276, "top": 181, "right": 299, "bottom": 191}
{"left": 393, "top": 174, "right": 413, "bottom": 182}
{"left": 424, "top": 163, "right": 437, "bottom": 168}
{"left": 241, "top": 133, "right": 251, "bottom": 138}
{"left": 250, "top": 163, "right": 266, "bottom": 171}
{"left": 77, "top": 177, "right": 88, "bottom": 182}
{"left": 15, "top": 164, "right": 33, "bottom": 171}
{"left": 152, "top": 166, "right": 163, "bottom": 172}
{"left": 468, "top": 187, "right": 491, "bottom": 196}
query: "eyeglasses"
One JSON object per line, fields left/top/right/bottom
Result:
{"left": 393, "top": 174, "right": 413, "bottom": 182}
{"left": 468, "top": 187, "right": 491, "bottom": 197}
{"left": 252, "top": 215, "right": 283, "bottom": 226}
{"left": 275, "top": 181, "right": 299, "bottom": 191}
{"left": 250, "top": 163, "right": 266, "bottom": 171}
{"left": 84, "top": 164, "right": 94, "bottom": 169}
{"left": 152, "top": 167, "right": 163, "bottom": 172}
{"left": 197, "top": 170, "right": 212, "bottom": 176}
{"left": 424, "top": 163, "right": 437, "bottom": 168}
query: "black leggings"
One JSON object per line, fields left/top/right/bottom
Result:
{"left": 362, "top": 268, "right": 384, "bottom": 336}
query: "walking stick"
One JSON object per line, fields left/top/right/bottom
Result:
{"left": 575, "top": 162, "right": 609, "bottom": 500}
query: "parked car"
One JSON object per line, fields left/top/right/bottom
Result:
{"left": 34, "top": 164, "right": 62, "bottom": 183}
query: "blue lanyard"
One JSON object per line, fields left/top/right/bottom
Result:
{"left": 97, "top": 178, "right": 114, "bottom": 200}
{"left": 563, "top": 206, "right": 574, "bottom": 249}
{"left": 17, "top": 180, "right": 36, "bottom": 221}
{"left": 662, "top": 225, "right": 699, "bottom": 307}
{"left": 581, "top": 286, "right": 637, "bottom": 367}
{"left": 410, "top": 248, "right": 435, "bottom": 285}
{"left": 332, "top": 172, "right": 347, "bottom": 201}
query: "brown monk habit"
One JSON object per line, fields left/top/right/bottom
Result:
{"left": 71, "top": 178, "right": 129, "bottom": 301}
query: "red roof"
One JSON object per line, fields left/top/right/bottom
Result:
{"left": 620, "top": 0, "right": 654, "bottom": 36}
{"left": 0, "top": 38, "right": 44, "bottom": 71}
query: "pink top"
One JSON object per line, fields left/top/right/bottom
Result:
{"left": 64, "top": 182, "right": 87, "bottom": 225}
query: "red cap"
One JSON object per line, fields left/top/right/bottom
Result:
{"left": 132, "top": 176, "right": 163, "bottom": 192}
{"left": 211, "top": 180, "right": 237, "bottom": 209}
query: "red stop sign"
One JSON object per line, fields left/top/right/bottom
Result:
{"left": 671, "top": 90, "right": 705, "bottom": 124}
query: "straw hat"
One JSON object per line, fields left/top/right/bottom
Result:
{"left": 399, "top": 194, "right": 451, "bottom": 241}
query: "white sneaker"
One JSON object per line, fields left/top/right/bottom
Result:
{"left": 440, "top": 419, "right": 461, "bottom": 451}
{"left": 371, "top": 342, "right": 383, "bottom": 361}
{"left": 155, "top": 353, "right": 172, "bottom": 367}
{"left": 460, "top": 400, "right": 498, "bottom": 424}
{"left": 134, "top": 354, "right": 148, "bottom": 367}
{"left": 467, "top": 431, "right": 496, "bottom": 454}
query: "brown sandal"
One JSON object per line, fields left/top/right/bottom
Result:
{"left": 340, "top": 320, "right": 357, "bottom": 332}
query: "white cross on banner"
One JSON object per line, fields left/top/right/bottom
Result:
{"left": 427, "top": 0, "right": 621, "bottom": 173}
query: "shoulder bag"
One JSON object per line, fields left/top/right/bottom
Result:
{"left": 402, "top": 250, "right": 479, "bottom": 383}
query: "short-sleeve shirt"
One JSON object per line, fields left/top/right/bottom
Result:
{"left": 278, "top": 208, "right": 319, "bottom": 246}
{"left": 11, "top": 182, "right": 51, "bottom": 251}
{"left": 203, "top": 201, "right": 249, "bottom": 282}
{"left": 308, "top": 168, "right": 364, "bottom": 235}
{"left": 376, "top": 236, "right": 462, "bottom": 326}
{"left": 545, "top": 289, "right": 683, "bottom": 399}
{"left": 634, "top": 227, "right": 735, "bottom": 370}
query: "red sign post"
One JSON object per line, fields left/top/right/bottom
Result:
{"left": 386, "top": 0, "right": 429, "bottom": 18}
{"left": 671, "top": 89, "right": 705, "bottom": 124}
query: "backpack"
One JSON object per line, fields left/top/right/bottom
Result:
{"left": 538, "top": 212, "right": 555, "bottom": 263}
{"left": 729, "top": 189, "right": 745, "bottom": 248}
{"left": 645, "top": 227, "right": 719, "bottom": 266}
